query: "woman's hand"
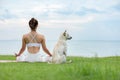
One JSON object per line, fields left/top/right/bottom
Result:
{"left": 15, "top": 53, "right": 20, "bottom": 57}
{"left": 49, "top": 54, "right": 52, "bottom": 57}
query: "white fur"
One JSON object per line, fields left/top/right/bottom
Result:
{"left": 51, "top": 30, "right": 72, "bottom": 64}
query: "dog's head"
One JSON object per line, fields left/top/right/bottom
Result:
{"left": 59, "top": 30, "right": 72, "bottom": 40}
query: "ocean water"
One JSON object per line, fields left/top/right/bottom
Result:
{"left": 0, "top": 40, "right": 120, "bottom": 57}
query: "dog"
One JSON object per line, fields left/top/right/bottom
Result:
{"left": 51, "top": 30, "right": 72, "bottom": 64}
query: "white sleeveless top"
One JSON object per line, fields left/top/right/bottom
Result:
{"left": 26, "top": 33, "right": 41, "bottom": 47}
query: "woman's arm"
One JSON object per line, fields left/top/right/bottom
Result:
{"left": 41, "top": 36, "right": 52, "bottom": 56}
{"left": 15, "top": 35, "right": 26, "bottom": 57}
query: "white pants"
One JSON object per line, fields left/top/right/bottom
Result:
{"left": 16, "top": 52, "right": 52, "bottom": 62}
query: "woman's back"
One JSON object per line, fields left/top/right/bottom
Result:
{"left": 24, "top": 32, "right": 43, "bottom": 54}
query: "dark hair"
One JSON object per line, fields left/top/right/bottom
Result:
{"left": 29, "top": 18, "right": 38, "bottom": 31}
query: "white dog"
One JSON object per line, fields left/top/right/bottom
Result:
{"left": 51, "top": 30, "right": 72, "bottom": 64}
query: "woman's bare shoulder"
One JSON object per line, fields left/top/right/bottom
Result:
{"left": 22, "top": 33, "right": 30, "bottom": 38}
{"left": 37, "top": 33, "right": 45, "bottom": 38}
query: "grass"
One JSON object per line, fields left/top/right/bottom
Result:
{"left": 0, "top": 55, "right": 120, "bottom": 80}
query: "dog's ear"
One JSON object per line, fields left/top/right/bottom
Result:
{"left": 63, "top": 30, "right": 66, "bottom": 36}
{"left": 64, "top": 30, "right": 67, "bottom": 33}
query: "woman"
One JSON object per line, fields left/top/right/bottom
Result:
{"left": 15, "top": 18, "right": 52, "bottom": 62}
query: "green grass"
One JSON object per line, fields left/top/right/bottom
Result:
{"left": 0, "top": 55, "right": 120, "bottom": 80}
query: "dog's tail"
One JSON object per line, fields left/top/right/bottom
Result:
{"left": 48, "top": 61, "right": 52, "bottom": 64}
{"left": 47, "top": 59, "right": 72, "bottom": 64}
{"left": 66, "top": 59, "right": 72, "bottom": 64}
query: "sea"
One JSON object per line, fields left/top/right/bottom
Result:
{"left": 0, "top": 40, "right": 120, "bottom": 57}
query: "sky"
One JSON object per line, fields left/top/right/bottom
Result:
{"left": 0, "top": 0, "right": 120, "bottom": 40}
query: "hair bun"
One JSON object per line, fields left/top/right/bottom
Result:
{"left": 31, "top": 18, "right": 35, "bottom": 20}
{"left": 29, "top": 18, "right": 38, "bottom": 30}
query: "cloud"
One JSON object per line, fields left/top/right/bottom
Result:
{"left": 111, "top": 3, "right": 120, "bottom": 11}
{"left": 0, "top": 0, "right": 120, "bottom": 40}
{"left": 0, "top": 9, "right": 18, "bottom": 20}
{"left": 0, "top": 0, "right": 119, "bottom": 20}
